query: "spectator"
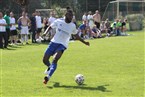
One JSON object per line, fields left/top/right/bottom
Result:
{"left": 100, "top": 21, "right": 106, "bottom": 34}
{"left": 92, "top": 25, "right": 101, "bottom": 38}
{"left": 9, "top": 12, "right": 18, "bottom": 44}
{"left": 78, "top": 20, "right": 88, "bottom": 39}
{"left": 18, "top": 11, "right": 31, "bottom": 44}
{"left": 35, "top": 11, "right": 42, "bottom": 39}
{"left": 0, "top": 12, "right": 8, "bottom": 48}
{"left": 48, "top": 11, "right": 56, "bottom": 40}
{"left": 87, "top": 11, "right": 94, "bottom": 29}
{"left": 110, "top": 21, "right": 117, "bottom": 35}
{"left": 43, "top": 17, "right": 49, "bottom": 32}
{"left": 116, "top": 19, "right": 122, "bottom": 36}
{"left": 105, "top": 19, "right": 111, "bottom": 37}
{"left": 93, "top": 10, "right": 101, "bottom": 29}
{"left": 121, "top": 19, "right": 128, "bottom": 35}
{"left": 30, "top": 12, "right": 36, "bottom": 43}
{"left": 3, "top": 10, "right": 10, "bottom": 44}
{"left": 82, "top": 12, "right": 88, "bottom": 22}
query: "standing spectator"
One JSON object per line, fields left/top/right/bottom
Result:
{"left": 3, "top": 10, "right": 10, "bottom": 44}
{"left": 0, "top": 12, "right": 8, "bottom": 48}
{"left": 82, "top": 12, "right": 88, "bottom": 22}
{"left": 48, "top": 11, "right": 56, "bottom": 40}
{"left": 87, "top": 11, "right": 94, "bottom": 29}
{"left": 93, "top": 10, "right": 101, "bottom": 29}
{"left": 18, "top": 11, "right": 31, "bottom": 44}
{"left": 9, "top": 12, "right": 18, "bottom": 44}
{"left": 35, "top": 11, "right": 42, "bottom": 39}
{"left": 30, "top": 12, "right": 36, "bottom": 43}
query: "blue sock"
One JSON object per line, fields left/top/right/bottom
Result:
{"left": 48, "top": 63, "right": 57, "bottom": 77}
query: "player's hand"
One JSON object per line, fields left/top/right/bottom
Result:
{"left": 85, "top": 41, "right": 90, "bottom": 46}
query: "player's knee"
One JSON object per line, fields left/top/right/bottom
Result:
{"left": 52, "top": 58, "right": 59, "bottom": 64}
{"left": 43, "top": 58, "right": 48, "bottom": 65}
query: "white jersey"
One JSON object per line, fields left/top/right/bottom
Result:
{"left": 10, "top": 17, "right": 16, "bottom": 30}
{"left": 50, "top": 18, "right": 77, "bottom": 48}
{"left": 35, "top": 15, "right": 42, "bottom": 28}
{"left": 82, "top": 15, "right": 87, "bottom": 21}
{"left": 0, "top": 19, "right": 6, "bottom": 32}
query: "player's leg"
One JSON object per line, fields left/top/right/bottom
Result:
{"left": 49, "top": 51, "right": 63, "bottom": 76}
{"left": 43, "top": 51, "right": 63, "bottom": 84}
{"left": 43, "top": 42, "right": 56, "bottom": 74}
{"left": 43, "top": 54, "right": 51, "bottom": 69}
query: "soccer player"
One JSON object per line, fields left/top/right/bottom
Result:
{"left": 42, "top": 10, "right": 90, "bottom": 84}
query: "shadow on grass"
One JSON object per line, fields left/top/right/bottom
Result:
{"left": 2, "top": 47, "right": 16, "bottom": 50}
{"left": 47, "top": 82, "right": 111, "bottom": 92}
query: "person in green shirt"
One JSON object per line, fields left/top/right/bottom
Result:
{"left": 3, "top": 10, "right": 10, "bottom": 43}
{"left": 116, "top": 19, "right": 122, "bottom": 36}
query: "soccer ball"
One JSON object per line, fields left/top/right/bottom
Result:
{"left": 75, "top": 74, "right": 84, "bottom": 85}
{"left": 36, "top": 38, "right": 41, "bottom": 43}
{"left": 36, "top": 36, "right": 44, "bottom": 43}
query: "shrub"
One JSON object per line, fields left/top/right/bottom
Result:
{"left": 126, "top": 14, "right": 144, "bottom": 31}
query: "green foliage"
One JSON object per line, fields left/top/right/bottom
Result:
{"left": 126, "top": 14, "right": 144, "bottom": 31}
{"left": 0, "top": 31, "right": 144, "bottom": 97}
{"left": 76, "top": 20, "right": 83, "bottom": 27}
{"left": 51, "top": 5, "right": 66, "bottom": 18}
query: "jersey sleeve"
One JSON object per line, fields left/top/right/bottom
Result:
{"left": 50, "top": 19, "right": 58, "bottom": 29}
{"left": 72, "top": 24, "right": 77, "bottom": 35}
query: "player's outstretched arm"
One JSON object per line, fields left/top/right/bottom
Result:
{"left": 43, "top": 26, "right": 52, "bottom": 36}
{"left": 73, "top": 34, "right": 90, "bottom": 46}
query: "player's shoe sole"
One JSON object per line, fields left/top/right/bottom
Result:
{"left": 43, "top": 76, "right": 49, "bottom": 84}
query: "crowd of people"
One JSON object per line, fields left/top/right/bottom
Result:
{"left": 0, "top": 9, "right": 128, "bottom": 49}
{"left": 79, "top": 10, "right": 128, "bottom": 39}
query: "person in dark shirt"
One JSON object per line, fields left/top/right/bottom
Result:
{"left": 30, "top": 12, "right": 36, "bottom": 43}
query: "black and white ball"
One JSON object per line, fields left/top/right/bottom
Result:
{"left": 75, "top": 74, "right": 84, "bottom": 85}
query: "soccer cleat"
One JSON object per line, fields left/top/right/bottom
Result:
{"left": 43, "top": 76, "right": 49, "bottom": 84}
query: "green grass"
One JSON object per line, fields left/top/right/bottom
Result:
{"left": 0, "top": 31, "right": 144, "bottom": 97}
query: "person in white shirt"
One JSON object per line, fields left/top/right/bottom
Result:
{"left": 87, "top": 11, "right": 94, "bottom": 29}
{"left": 48, "top": 11, "right": 56, "bottom": 40}
{"left": 82, "top": 12, "right": 88, "bottom": 22}
{"left": 0, "top": 12, "right": 8, "bottom": 48}
{"left": 10, "top": 12, "right": 17, "bottom": 44}
{"left": 42, "top": 10, "right": 90, "bottom": 84}
{"left": 35, "top": 11, "right": 42, "bottom": 39}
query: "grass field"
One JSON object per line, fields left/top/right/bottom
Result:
{"left": 0, "top": 31, "right": 144, "bottom": 97}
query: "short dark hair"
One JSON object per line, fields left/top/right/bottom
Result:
{"left": 65, "top": 9, "right": 73, "bottom": 17}
{"left": 66, "top": 6, "right": 71, "bottom": 10}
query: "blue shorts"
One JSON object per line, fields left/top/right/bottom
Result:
{"left": 45, "top": 42, "right": 66, "bottom": 56}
